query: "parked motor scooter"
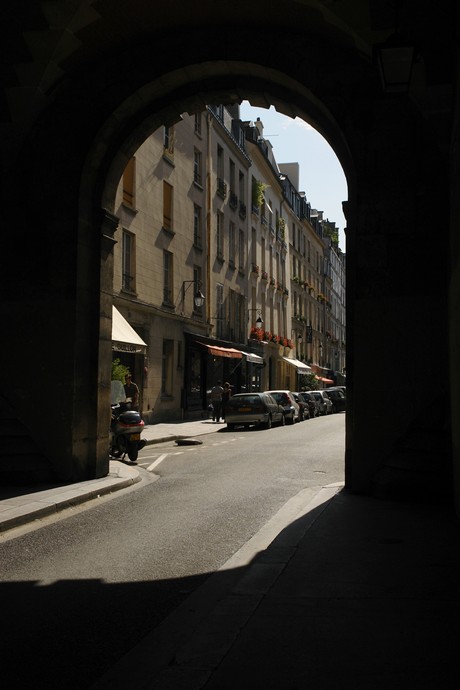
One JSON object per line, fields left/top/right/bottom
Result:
{"left": 110, "top": 381, "right": 146, "bottom": 462}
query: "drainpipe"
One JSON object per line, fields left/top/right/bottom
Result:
{"left": 206, "top": 112, "right": 213, "bottom": 334}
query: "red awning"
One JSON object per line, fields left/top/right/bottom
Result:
{"left": 315, "top": 375, "right": 334, "bottom": 384}
{"left": 196, "top": 342, "right": 243, "bottom": 359}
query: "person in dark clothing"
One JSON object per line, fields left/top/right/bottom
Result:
{"left": 222, "top": 382, "right": 232, "bottom": 421}
{"left": 124, "top": 374, "right": 140, "bottom": 410}
{"left": 210, "top": 380, "right": 224, "bottom": 422}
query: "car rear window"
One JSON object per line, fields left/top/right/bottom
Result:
{"left": 271, "top": 393, "right": 288, "bottom": 404}
{"left": 229, "top": 395, "right": 259, "bottom": 405}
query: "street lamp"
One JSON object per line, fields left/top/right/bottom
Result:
{"left": 182, "top": 280, "right": 205, "bottom": 309}
{"left": 375, "top": 34, "right": 414, "bottom": 92}
{"left": 373, "top": 1, "right": 414, "bottom": 93}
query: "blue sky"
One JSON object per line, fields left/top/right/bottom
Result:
{"left": 239, "top": 102, "right": 347, "bottom": 251}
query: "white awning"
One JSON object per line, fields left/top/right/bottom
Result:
{"left": 282, "top": 356, "right": 312, "bottom": 373}
{"left": 241, "top": 351, "right": 264, "bottom": 364}
{"left": 112, "top": 306, "right": 147, "bottom": 354}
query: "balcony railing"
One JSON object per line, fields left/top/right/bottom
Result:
{"left": 217, "top": 178, "right": 227, "bottom": 199}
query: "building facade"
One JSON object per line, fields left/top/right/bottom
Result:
{"left": 113, "top": 106, "right": 345, "bottom": 422}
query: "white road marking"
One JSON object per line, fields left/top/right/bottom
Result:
{"left": 146, "top": 453, "right": 168, "bottom": 471}
{"left": 141, "top": 436, "right": 245, "bottom": 469}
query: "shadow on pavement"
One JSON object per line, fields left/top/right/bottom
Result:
{"left": 2, "top": 491, "right": 460, "bottom": 689}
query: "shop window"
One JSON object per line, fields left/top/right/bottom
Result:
{"left": 190, "top": 350, "right": 202, "bottom": 396}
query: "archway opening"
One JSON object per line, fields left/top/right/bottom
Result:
{"left": 89, "top": 73, "right": 351, "bottom": 429}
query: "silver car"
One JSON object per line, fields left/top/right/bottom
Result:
{"left": 225, "top": 392, "right": 285, "bottom": 430}
{"left": 310, "top": 390, "right": 333, "bottom": 415}
{"left": 265, "top": 390, "right": 300, "bottom": 424}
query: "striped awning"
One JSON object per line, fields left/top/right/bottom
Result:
{"left": 196, "top": 342, "right": 243, "bottom": 359}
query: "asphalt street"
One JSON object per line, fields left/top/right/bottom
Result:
{"left": 0, "top": 414, "right": 345, "bottom": 689}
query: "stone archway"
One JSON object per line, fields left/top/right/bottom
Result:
{"left": 78, "top": 61, "right": 357, "bottom": 478}
{"left": 0, "top": 14, "right": 453, "bottom": 503}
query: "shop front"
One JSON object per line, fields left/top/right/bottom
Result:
{"left": 111, "top": 306, "right": 148, "bottom": 407}
{"left": 282, "top": 356, "right": 312, "bottom": 391}
{"left": 183, "top": 333, "right": 264, "bottom": 418}
{"left": 309, "top": 363, "right": 335, "bottom": 388}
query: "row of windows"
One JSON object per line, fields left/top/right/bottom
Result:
{"left": 122, "top": 230, "right": 203, "bottom": 313}
{"left": 216, "top": 212, "right": 245, "bottom": 270}
{"left": 291, "top": 255, "right": 322, "bottom": 294}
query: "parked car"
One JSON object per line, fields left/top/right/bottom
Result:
{"left": 324, "top": 387, "right": 346, "bottom": 413}
{"left": 265, "top": 390, "right": 300, "bottom": 424}
{"left": 296, "top": 391, "right": 319, "bottom": 419}
{"left": 225, "top": 392, "right": 285, "bottom": 430}
{"left": 292, "top": 392, "right": 310, "bottom": 420}
{"left": 310, "top": 390, "right": 333, "bottom": 415}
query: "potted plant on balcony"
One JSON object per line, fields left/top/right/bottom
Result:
{"left": 252, "top": 178, "right": 268, "bottom": 209}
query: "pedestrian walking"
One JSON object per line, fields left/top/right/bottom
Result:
{"left": 210, "top": 380, "right": 224, "bottom": 422}
{"left": 222, "top": 381, "right": 232, "bottom": 421}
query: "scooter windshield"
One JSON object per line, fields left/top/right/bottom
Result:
{"left": 111, "top": 380, "right": 127, "bottom": 405}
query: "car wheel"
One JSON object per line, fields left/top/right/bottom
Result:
{"left": 288, "top": 413, "right": 295, "bottom": 425}
{"left": 280, "top": 413, "right": 286, "bottom": 426}
{"left": 264, "top": 415, "right": 272, "bottom": 430}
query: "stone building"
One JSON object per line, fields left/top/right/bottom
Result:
{"left": 112, "top": 108, "right": 343, "bottom": 419}
{"left": 322, "top": 224, "right": 346, "bottom": 381}
{"left": 112, "top": 106, "right": 268, "bottom": 421}
{"left": 113, "top": 116, "right": 210, "bottom": 422}
{"left": 244, "top": 117, "right": 293, "bottom": 390}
